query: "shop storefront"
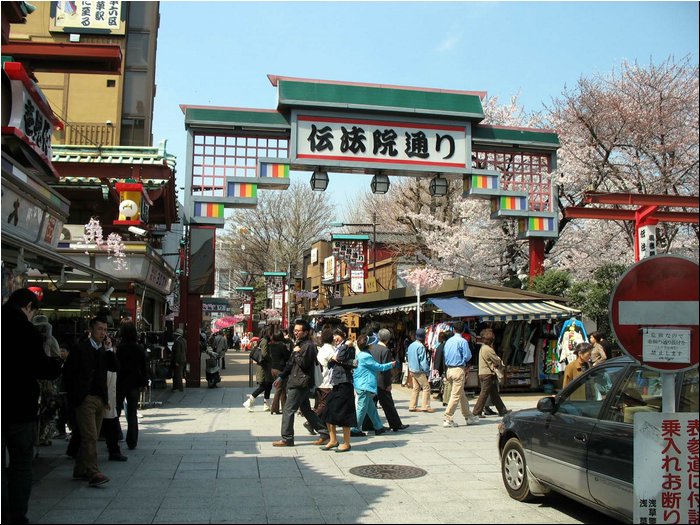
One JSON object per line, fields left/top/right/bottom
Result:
{"left": 309, "top": 277, "right": 583, "bottom": 392}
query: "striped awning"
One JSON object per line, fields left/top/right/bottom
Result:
{"left": 467, "top": 300, "right": 580, "bottom": 321}
{"left": 366, "top": 301, "right": 425, "bottom": 316}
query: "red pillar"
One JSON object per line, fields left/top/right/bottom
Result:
{"left": 529, "top": 238, "right": 545, "bottom": 281}
{"left": 185, "top": 293, "right": 202, "bottom": 388}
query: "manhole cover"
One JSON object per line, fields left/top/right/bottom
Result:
{"left": 349, "top": 464, "right": 427, "bottom": 479}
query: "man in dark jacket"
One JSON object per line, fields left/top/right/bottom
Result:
{"left": 272, "top": 320, "right": 330, "bottom": 447}
{"left": 62, "top": 316, "right": 119, "bottom": 487}
{"left": 364, "top": 329, "right": 409, "bottom": 433}
{"left": 2, "top": 288, "right": 63, "bottom": 524}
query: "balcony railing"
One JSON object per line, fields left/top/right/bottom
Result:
{"left": 62, "top": 122, "right": 116, "bottom": 147}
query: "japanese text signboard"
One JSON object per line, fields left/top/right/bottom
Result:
{"left": 610, "top": 255, "right": 699, "bottom": 372}
{"left": 634, "top": 413, "right": 700, "bottom": 524}
{"left": 293, "top": 111, "right": 468, "bottom": 173}
{"left": 50, "top": 1, "right": 126, "bottom": 35}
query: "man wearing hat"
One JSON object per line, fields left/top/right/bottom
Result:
{"left": 171, "top": 327, "right": 187, "bottom": 392}
{"left": 406, "top": 328, "right": 434, "bottom": 413}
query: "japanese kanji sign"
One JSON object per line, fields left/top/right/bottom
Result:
{"left": 634, "top": 413, "right": 700, "bottom": 524}
{"left": 50, "top": 1, "right": 126, "bottom": 34}
{"left": 293, "top": 111, "right": 467, "bottom": 172}
{"left": 643, "top": 329, "right": 692, "bottom": 365}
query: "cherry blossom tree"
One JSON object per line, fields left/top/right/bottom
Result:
{"left": 400, "top": 267, "right": 444, "bottom": 329}
{"left": 79, "top": 217, "right": 127, "bottom": 271}
{"left": 344, "top": 56, "right": 699, "bottom": 284}
{"left": 548, "top": 55, "right": 699, "bottom": 276}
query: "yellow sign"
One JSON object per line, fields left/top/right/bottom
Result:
{"left": 341, "top": 314, "right": 359, "bottom": 328}
{"left": 365, "top": 276, "right": 377, "bottom": 293}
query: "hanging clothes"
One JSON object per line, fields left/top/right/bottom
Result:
{"left": 557, "top": 318, "right": 587, "bottom": 371}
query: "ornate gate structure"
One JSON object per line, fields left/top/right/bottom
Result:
{"left": 179, "top": 76, "right": 560, "bottom": 384}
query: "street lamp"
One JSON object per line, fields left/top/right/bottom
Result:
{"left": 370, "top": 173, "right": 390, "bottom": 194}
{"left": 429, "top": 174, "right": 449, "bottom": 196}
{"left": 310, "top": 168, "right": 329, "bottom": 191}
{"left": 329, "top": 212, "right": 379, "bottom": 278}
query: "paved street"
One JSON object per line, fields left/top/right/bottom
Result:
{"left": 27, "top": 353, "right": 615, "bottom": 524}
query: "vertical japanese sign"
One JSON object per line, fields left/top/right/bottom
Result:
{"left": 634, "top": 412, "right": 700, "bottom": 524}
{"left": 638, "top": 225, "right": 658, "bottom": 259}
{"left": 50, "top": 1, "right": 126, "bottom": 34}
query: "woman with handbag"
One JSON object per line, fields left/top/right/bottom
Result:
{"left": 243, "top": 328, "right": 273, "bottom": 412}
{"left": 471, "top": 328, "right": 511, "bottom": 417}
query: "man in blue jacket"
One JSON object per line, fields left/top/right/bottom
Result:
{"left": 406, "top": 328, "right": 434, "bottom": 413}
{"left": 442, "top": 321, "right": 479, "bottom": 427}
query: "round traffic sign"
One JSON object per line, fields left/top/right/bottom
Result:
{"left": 610, "top": 255, "right": 699, "bottom": 371}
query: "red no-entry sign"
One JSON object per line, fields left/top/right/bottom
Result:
{"left": 610, "top": 255, "right": 699, "bottom": 371}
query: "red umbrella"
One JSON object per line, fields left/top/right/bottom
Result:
{"left": 212, "top": 315, "right": 245, "bottom": 333}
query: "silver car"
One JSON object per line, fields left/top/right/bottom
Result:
{"left": 497, "top": 356, "right": 699, "bottom": 523}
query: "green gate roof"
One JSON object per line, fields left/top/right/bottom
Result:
{"left": 270, "top": 75, "right": 485, "bottom": 120}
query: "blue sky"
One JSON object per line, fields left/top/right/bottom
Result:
{"left": 151, "top": 1, "right": 699, "bottom": 223}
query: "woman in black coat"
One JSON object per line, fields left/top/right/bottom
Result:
{"left": 268, "top": 331, "right": 291, "bottom": 415}
{"left": 116, "top": 322, "right": 148, "bottom": 450}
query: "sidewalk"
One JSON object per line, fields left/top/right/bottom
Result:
{"left": 26, "top": 354, "right": 609, "bottom": 524}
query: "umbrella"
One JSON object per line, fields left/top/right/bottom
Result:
{"left": 212, "top": 315, "right": 246, "bottom": 333}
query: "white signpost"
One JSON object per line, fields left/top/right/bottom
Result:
{"left": 634, "top": 413, "right": 699, "bottom": 525}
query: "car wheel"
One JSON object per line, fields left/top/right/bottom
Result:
{"left": 501, "top": 437, "right": 535, "bottom": 502}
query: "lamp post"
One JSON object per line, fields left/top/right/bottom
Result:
{"left": 329, "top": 212, "right": 379, "bottom": 278}
{"left": 234, "top": 286, "right": 255, "bottom": 333}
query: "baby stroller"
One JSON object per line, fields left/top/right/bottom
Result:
{"left": 429, "top": 370, "right": 444, "bottom": 400}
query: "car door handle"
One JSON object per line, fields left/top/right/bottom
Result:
{"left": 574, "top": 432, "right": 587, "bottom": 443}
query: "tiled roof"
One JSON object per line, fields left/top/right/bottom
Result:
{"left": 51, "top": 139, "right": 176, "bottom": 171}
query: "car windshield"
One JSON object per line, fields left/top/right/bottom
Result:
{"left": 604, "top": 365, "right": 699, "bottom": 424}
{"left": 557, "top": 364, "right": 627, "bottom": 418}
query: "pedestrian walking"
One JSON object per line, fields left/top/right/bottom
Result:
{"left": 115, "top": 322, "right": 148, "bottom": 450}
{"left": 314, "top": 326, "right": 336, "bottom": 420}
{"left": 321, "top": 327, "right": 357, "bottom": 452}
{"left": 171, "top": 327, "right": 187, "bottom": 392}
{"left": 350, "top": 335, "right": 396, "bottom": 438}
{"left": 62, "top": 316, "right": 119, "bottom": 486}
{"left": 243, "top": 328, "right": 273, "bottom": 412}
{"left": 442, "top": 321, "right": 479, "bottom": 428}
{"left": 366, "top": 328, "right": 409, "bottom": 432}
{"left": 406, "top": 328, "right": 434, "bottom": 412}
{"left": 271, "top": 320, "right": 330, "bottom": 447}
{"left": 471, "top": 328, "right": 511, "bottom": 418}
{"left": 269, "top": 331, "right": 291, "bottom": 415}
{"left": 2, "top": 288, "right": 63, "bottom": 524}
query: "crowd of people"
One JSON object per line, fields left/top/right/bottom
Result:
{"left": 2, "top": 288, "right": 150, "bottom": 524}
{"left": 240, "top": 318, "right": 512, "bottom": 451}
{"left": 1, "top": 287, "right": 515, "bottom": 524}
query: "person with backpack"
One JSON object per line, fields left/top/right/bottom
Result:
{"left": 243, "top": 328, "right": 273, "bottom": 412}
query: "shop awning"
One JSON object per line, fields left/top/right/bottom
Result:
{"left": 467, "top": 300, "right": 580, "bottom": 321}
{"left": 307, "top": 306, "right": 375, "bottom": 318}
{"left": 426, "top": 297, "right": 488, "bottom": 318}
{"left": 365, "top": 301, "right": 425, "bottom": 316}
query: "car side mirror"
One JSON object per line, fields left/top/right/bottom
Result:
{"left": 537, "top": 396, "right": 557, "bottom": 413}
